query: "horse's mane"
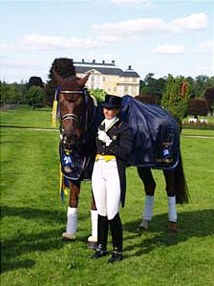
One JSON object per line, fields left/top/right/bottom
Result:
{"left": 52, "top": 58, "right": 76, "bottom": 79}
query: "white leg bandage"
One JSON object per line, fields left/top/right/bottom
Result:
{"left": 143, "top": 195, "right": 154, "bottom": 221}
{"left": 168, "top": 196, "right": 177, "bottom": 222}
{"left": 138, "top": 195, "right": 154, "bottom": 229}
{"left": 66, "top": 207, "right": 77, "bottom": 234}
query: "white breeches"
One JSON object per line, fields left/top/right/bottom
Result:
{"left": 92, "top": 159, "right": 121, "bottom": 220}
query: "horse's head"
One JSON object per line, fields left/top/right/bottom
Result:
{"left": 54, "top": 70, "right": 90, "bottom": 149}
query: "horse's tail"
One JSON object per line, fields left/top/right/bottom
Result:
{"left": 174, "top": 153, "right": 190, "bottom": 204}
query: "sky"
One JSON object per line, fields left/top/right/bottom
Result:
{"left": 0, "top": 0, "right": 213, "bottom": 83}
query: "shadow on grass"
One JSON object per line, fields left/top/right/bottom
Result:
{"left": 1, "top": 205, "right": 64, "bottom": 221}
{"left": 0, "top": 205, "right": 89, "bottom": 274}
{"left": 1, "top": 259, "right": 36, "bottom": 273}
{"left": 1, "top": 206, "right": 213, "bottom": 271}
{"left": 123, "top": 208, "right": 214, "bottom": 258}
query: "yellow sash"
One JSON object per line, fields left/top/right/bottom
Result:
{"left": 95, "top": 154, "right": 116, "bottom": 162}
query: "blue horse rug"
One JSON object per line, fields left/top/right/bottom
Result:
{"left": 121, "top": 95, "right": 180, "bottom": 170}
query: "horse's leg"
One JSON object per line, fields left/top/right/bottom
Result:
{"left": 62, "top": 179, "right": 81, "bottom": 241}
{"left": 88, "top": 191, "right": 98, "bottom": 249}
{"left": 163, "top": 152, "right": 189, "bottom": 232}
{"left": 163, "top": 169, "right": 178, "bottom": 233}
{"left": 137, "top": 167, "right": 156, "bottom": 230}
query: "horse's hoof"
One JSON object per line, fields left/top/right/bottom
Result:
{"left": 88, "top": 241, "right": 98, "bottom": 250}
{"left": 168, "top": 222, "right": 178, "bottom": 233}
{"left": 87, "top": 236, "right": 97, "bottom": 249}
{"left": 62, "top": 232, "right": 76, "bottom": 241}
{"left": 137, "top": 226, "right": 148, "bottom": 232}
{"left": 137, "top": 220, "right": 149, "bottom": 231}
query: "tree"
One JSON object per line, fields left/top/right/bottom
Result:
{"left": 203, "top": 87, "right": 214, "bottom": 115}
{"left": 193, "top": 75, "right": 210, "bottom": 97}
{"left": 16, "top": 80, "right": 28, "bottom": 104}
{"left": 188, "top": 98, "right": 208, "bottom": 117}
{"left": 161, "top": 75, "right": 191, "bottom": 129}
{"left": 28, "top": 76, "right": 44, "bottom": 89}
{"left": 89, "top": 89, "right": 106, "bottom": 103}
{"left": 135, "top": 94, "right": 156, "bottom": 104}
{"left": 25, "top": 86, "right": 44, "bottom": 108}
{"left": 140, "top": 74, "right": 166, "bottom": 104}
{"left": 0, "top": 81, "right": 23, "bottom": 105}
{"left": 0, "top": 81, "right": 8, "bottom": 105}
{"left": 44, "top": 58, "right": 76, "bottom": 106}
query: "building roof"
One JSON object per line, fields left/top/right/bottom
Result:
{"left": 74, "top": 60, "right": 140, "bottom": 78}
{"left": 122, "top": 69, "right": 140, "bottom": 78}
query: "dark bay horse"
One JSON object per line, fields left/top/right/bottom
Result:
{"left": 53, "top": 71, "right": 189, "bottom": 245}
{"left": 53, "top": 70, "right": 98, "bottom": 243}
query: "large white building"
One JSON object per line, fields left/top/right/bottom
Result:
{"left": 74, "top": 59, "right": 140, "bottom": 97}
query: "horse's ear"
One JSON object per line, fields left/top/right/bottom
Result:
{"left": 79, "top": 73, "right": 90, "bottom": 87}
{"left": 53, "top": 69, "right": 63, "bottom": 84}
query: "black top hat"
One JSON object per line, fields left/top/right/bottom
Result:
{"left": 102, "top": 94, "right": 122, "bottom": 109}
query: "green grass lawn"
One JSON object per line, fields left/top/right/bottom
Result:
{"left": 1, "top": 108, "right": 214, "bottom": 286}
{"left": 0, "top": 106, "right": 53, "bottom": 129}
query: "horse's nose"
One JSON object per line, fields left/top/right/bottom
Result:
{"left": 63, "top": 133, "right": 78, "bottom": 148}
{"left": 63, "top": 125, "right": 76, "bottom": 140}
{"left": 70, "top": 134, "right": 78, "bottom": 144}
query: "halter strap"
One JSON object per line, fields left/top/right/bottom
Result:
{"left": 61, "top": 113, "right": 78, "bottom": 122}
{"left": 59, "top": 88, "right": 83, "bottom": 123}
{"left": 58, "top": 87, "right": 96, "bottom": 135}
{"left": 60, "top": 90, "right": 84, "bottom": 94}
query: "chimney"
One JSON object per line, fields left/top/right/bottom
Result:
{"left": 128, "top": 65, "right": 132, "bottom": 70}
{"left": 82, "top": 59, "right": 84, "bottom": 63}
{"left": 92, "top": 59, "right": 95, "bottom": 63}
{"left": 112, "top": 60, "right": 115, "bottom": 65}
{"left": 102, "top": 60, "right": 105, "bottom": 64}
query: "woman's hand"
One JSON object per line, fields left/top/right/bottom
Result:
{"left": 98, "top": 130, "right": 112, "bottom": 146}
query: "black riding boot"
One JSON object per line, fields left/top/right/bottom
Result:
{"left": 108, "top": 213, "right": 123, "bottom": 263}
{"left": 91, "top": 215, "right": 108, "bottom": 259}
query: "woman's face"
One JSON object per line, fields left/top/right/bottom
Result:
{"left": 103, "top": 108, "right": 119, "bottom": 120}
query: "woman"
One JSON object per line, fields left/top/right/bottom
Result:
{"left": 91, "top": 94, "right": 133, "bottom": 263}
